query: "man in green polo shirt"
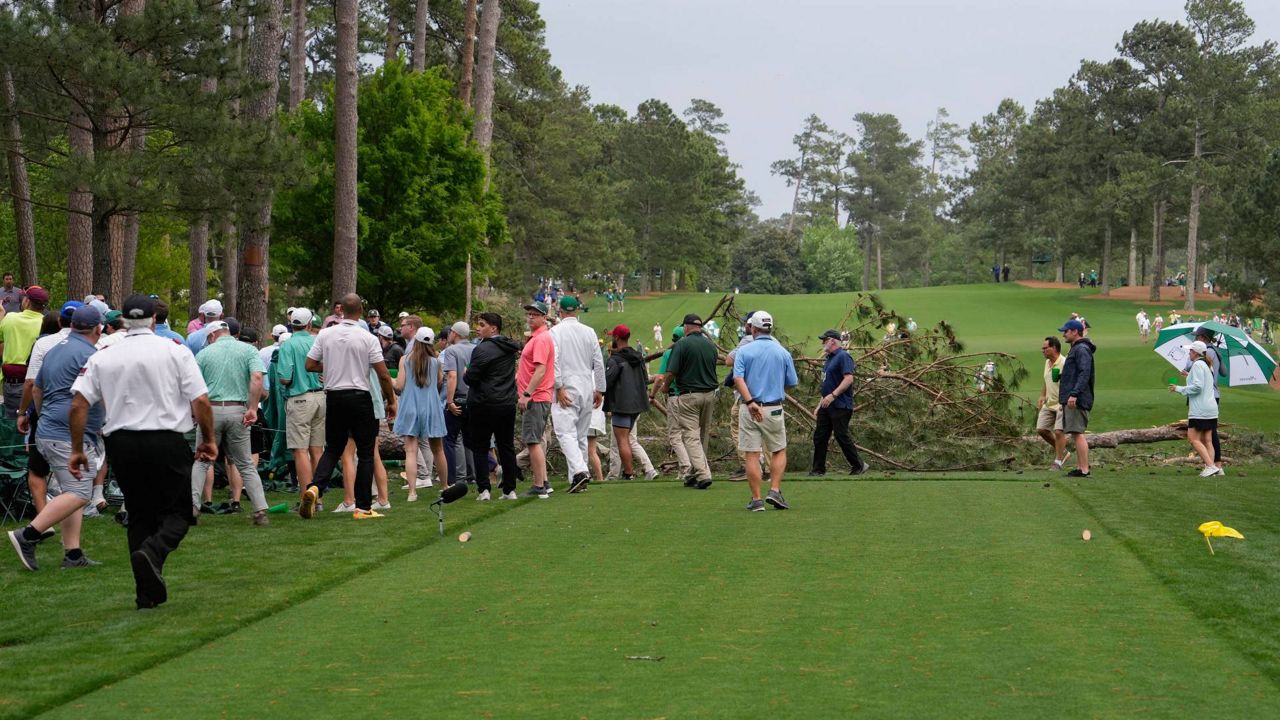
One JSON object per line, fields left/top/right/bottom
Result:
{"left": 653, "top": 314, "right": 718, "bottom": 489}
{"left": 190, "top": 320, "right": 270, "bottom": 525}
{"left": 1, "top": 285, "right": 49, "bottom": 418}
{"left": 276, "top": 308, "right": 326, "bottom": 504}
{"left": 652, "top": 325, "right": 690, "bottom": 479}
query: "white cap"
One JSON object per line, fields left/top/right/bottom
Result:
{"left": 398, "top": 311, "right": 410, "bottom": 319}
{"left": 200, "top": 299, "right": 224, "bottom": 317}
{"left": 748, "top": 310, "right": 774, "bottom": 330}
{"left": 278, "top": 332, "right": 291, "bottom": 344}
{"left": 414, "top": 326, "right": 435, "bottom": 344}
{"left": 1184, "top": 340, "right": 1208, "bottom": 355}
{"left": 287, "top": 306, "right": 297, "bottom": 315}
{"left": 290, "top": 307, "right": 314, "bottom": 327}
{"left": 271, "top": 324, "right": 287, "bottom": 338}
{"left": 450, "top": 321, "right": 470, "bottom": 337}
{"left": 205, "top": 320, "right": 230, "bottom": 335}
{"left": 377, "top": 325, "right": 395, "bottom": 338}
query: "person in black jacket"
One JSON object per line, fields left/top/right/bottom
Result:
{"left": 604, "top": 325, "right": 649, "bottom": 479}
{"left": 1057, "top": 318, "right": 1096, "bottom": 477}
{"left": 464, "top": 312, "right": 522, "bottom": 499}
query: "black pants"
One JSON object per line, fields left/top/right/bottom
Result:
{"left": 443, "top": 402, "right": 474, "bottom": 484}
{"left": 106, "top": 430, "right": 193, "bottom": 607}
{"left": 1211, "top": 396, "right": 1221, "bottom": 463}
{"left": 468, "top": 403, "right": 518, "bottom": 495}
{"left": 812, "top": 406, "right": 862, "bottom": 472}
{"left": 310, "top": 390, "right": 378, "bottom": 511}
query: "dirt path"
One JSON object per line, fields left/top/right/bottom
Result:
{"left": 1014, "top": 280, "right": 1220, "bottom": 304}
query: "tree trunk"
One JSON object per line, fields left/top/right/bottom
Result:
{"left": 458, "top": 0, "right": 478, "bottom": 107}
{"left": 1185, "top": 182, "right": 1202, "bottom": 312}
{"left": 1100, "top": 217, "right": 1112, "bottom": 296}
{"left": 784, "top": 148, "right": 806, "bottom": 235}
{"left": 1, "top": 67, "right": 37, "bottom": 285}
{"left": 1055, "top": 233, "right": 1064, "bottom": 283}
{"left": 411, "top": 0, "right": 429, "bottom": 72}
{"left": 471, "top": 0, "right": 501, "bottom": 152}
{"left": 90, "top": 119, "right": 115, "bottom": 301}
{"left": 1157, "top": 198, "right": 1167, "bottom": 302}
{"left": 860, "top": 231, "right": 871, "bottom": 291}
{"left": 384, "top": 9, "right": 401, "bottom": 65}
{"left": 188, "top": 216, "right": 209, "bottom": 318}
{"left": 67, "top": 112, "right": 94, "bottom": 299}
{"left": 464, "top": 254, "right": 472, "bottom": 320}
{"left": 1127, "top": 225, "right": 1138, "bottom": 287}
{"left": 875, "top": 235, "right": 883, "bottom": 290}
{"left": 222, "top": 220, "right": 240, "bottom": 317}
{"left": 238, "top": 0, "right": 284, "bottom": 335}
{"left": 288, "top": 0, "right": 306, "bottom": 110}
{"left": 332, "top": 0, "right": 359, "bottom": 299}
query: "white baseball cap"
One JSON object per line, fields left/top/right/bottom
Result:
{"left": 205, "top": 320, "right": 230, "bottom": 334}
{"left": 290, "top": 307, "right": 314, "bottom": 327}
{"left": 398, "top": 311, "right": 410, "bottom": 319}
{"left": 271, "top": 324, "right": 288, "bottom": 338}
{"left": 1183, "top": 340, "right": 1208, "bottom": 355}
{"left": 747, "top": 310, "right": 774, "bottom": 330}
{"left": 377, "top": 325, "right": 395, "bottom": 338}
{"left": 414, "top": 326, "right": 435, "bottom": 344}
{"left": 200, "top": 299, "right": 223, "bottom": 317}
{"left": 450, "top": 321, "right": 470, "bottom": 337}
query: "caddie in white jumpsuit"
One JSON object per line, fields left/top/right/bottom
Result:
{"left": 549, "top": 295, "right": 605, "bottom": 493}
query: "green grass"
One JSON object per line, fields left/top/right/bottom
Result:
{"left": 6, "top": 471, "right": 1280, "bottom": 718}
{"left": 578, "top": 284, "right": 1280, "bottom": 434}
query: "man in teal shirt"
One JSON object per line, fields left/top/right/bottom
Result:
{"left": 275, "top": 308, "right": 326, "bottom": 504}
{"left": 190, "top": 320, "right": 269, "bottom": 524}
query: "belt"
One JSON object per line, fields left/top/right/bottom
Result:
{"left": 210, "top": 400, "right": 246, "bottom": 407}
{"left": 294, "top": 389, "right": 323, "bottom": 396}
{"left": 756, "top": 400, "right": 783, "bottom": 407}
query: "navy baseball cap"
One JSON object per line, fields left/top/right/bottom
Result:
{"left": 70, "top": 305, "right": 102, "bottom": 330}
{"left": 60, "top": 300, "right": 84, "bottom": 320}
{"left": 1058, "top": 319, "right": 1085, "bottom": 333}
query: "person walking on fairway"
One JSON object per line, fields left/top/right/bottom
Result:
{"left": 1058, "top": 319, "right": 1095, "bottom": 478}
{"left": 548, "top": 295, "right": 605, "bottom": 493}
{"left": 299, "top": 294, "right": 397, "bottom": 520}
{"left": 1182, "top": 325, "right": 1224, "bottom": 467}
{"left": 653, "top": 314, "right": 719, "bottom": 489}
{"left": 1036, "top": 336, "right": 1069, "bottom": 469}
{"left": 651, "top": 326, "right": 690, "bottom": 480}
{"left": 517, "top": 301, "right": 556, "bottom": 498}
{"left": 1169, "top": 340, "right": 1223, "bottom": 477}
{"left": 809, "top": 329, "right": 866, "bottom": 476}
{"left": 732, "top": 311, "right": 799, "bottom": 510}
{"left": 464, "top": 312, "right": 522, "bottom": 500}
{"left": 67, "top": 295, "right": 217, "bottom": 609}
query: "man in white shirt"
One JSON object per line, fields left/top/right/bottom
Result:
{"left": 67, "top": 295, "right": 216, "bottom": 610}
{"left": 549, "top": 295, "right": 605, "bottom": 493}
{"left": 299, "top": 294, "right": 396, "bottom": 520}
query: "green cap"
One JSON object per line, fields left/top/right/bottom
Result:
{"left": 559, "top": 295, "right": 581, "bottom": 311}
{"left": 523, "top": 301, "right": 548, "bottom": 316}
{"left": 671, "top": 326, "right": 685, "bottom": 340}
{"left": 104, "top": 310, "right": 123, "bottom": 324}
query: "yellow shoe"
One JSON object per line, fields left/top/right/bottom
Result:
{"left": 352, "top": 509, "right": 385, "bottom": 520}
{"left": 299, "top": 486, "right": 319, "bottom": 519}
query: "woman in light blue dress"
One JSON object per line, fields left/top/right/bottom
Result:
{"left": 393, "top": 327, "right": 449, "bottom": 501}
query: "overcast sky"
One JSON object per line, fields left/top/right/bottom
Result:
{"left": 539, "top": 0, "right": 1280, "bottom": 219}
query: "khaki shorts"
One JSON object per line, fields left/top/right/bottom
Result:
{"left": 286, "top": 391, "right": 327, "bottom": 449}
{"left": 737, "top": 403, "right": 787, "bottom": 454}
{"left": 521, "top": 401, "right": 552, "bottom": 445}
{"left": 1062, "top": 406, "right": 1090, "bottom": 434}
{"left": 36, "top": 437, "right": 101, "bottom": 501}
{"left": 1036, "top": 406, "right": 1064, "bottom": 432}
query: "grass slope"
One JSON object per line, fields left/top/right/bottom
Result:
{"left": 579, "top": 284, "right": 1279, "bottom": 433}
{"left": 21, "top": 475, "right": 1280, "bottom": 719}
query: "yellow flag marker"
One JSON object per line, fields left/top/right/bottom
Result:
{"left": 1198, "top": 521, "right": 1244, "bottom": 555}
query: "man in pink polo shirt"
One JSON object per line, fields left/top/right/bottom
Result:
{"left": 517, "top": 301, "right": 555, "bottom": 499}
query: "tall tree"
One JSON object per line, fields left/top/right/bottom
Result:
{"left": 239, "top": 0, "right": 285, "bottom": 333}
{"left": 289, "top": 0, "right": 307, "bottom": 110}
{"left": 457, "top": 0, "right": 478, "bottom": 106}
{"left": 1, "top": 66, "right": 36, "bottom": 285}
{"left": 332, "top": 0, "right": 359, "bottom": 299}
{"left": 921, "top": 107, "right": 968, "bottom": 286}
{"left": 846, "top": 112, "right": 925, "bottom": 290}
{"left": 411, "top": 0, "right": 429, "bottom": 72}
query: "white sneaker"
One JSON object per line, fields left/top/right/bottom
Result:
{"left": 644, "top": 469, "right": 658, "bottom": 480}
{"left": 372, "top": 500, "right": 392, "bottom": 510}
{"left": 1198, "top": 466, "right": 1218, "bottom": 478}
{"left": 1213, "top": 466, "right": 1226, "bottom": 477}
{"left": 406, "top": 494, "right": 419, "bottom": 503}
{"left": 332, "top": 502, "right": 357, "bottom": 513}
{"left": 416, "top": 478, "right": 432, "bottom": 489}
{"left": 476, "top": 490, "right": 491, "bottom": 501}
{"left": 499, "top": 491, "right": 518, "bottom": 500}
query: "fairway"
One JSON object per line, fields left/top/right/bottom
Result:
{"left": 580, "top": 284, "right": 1280, "bottom": 434}
{"left": 19, "top": 477, "right": 1280, "bottom": 719}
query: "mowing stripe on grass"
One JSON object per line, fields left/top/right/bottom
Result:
{"left": 38, "top": 481, "right": 1280, "bottom": 719}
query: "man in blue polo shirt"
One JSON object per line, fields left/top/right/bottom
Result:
{"left": 810, "top": 329, "right": 866, "bottom": 477}
{"left": 731, "top": 310, "right": 798, "bottom": 512}
{"left": 8, "top": 305, "right": 106, "bottom": 570}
